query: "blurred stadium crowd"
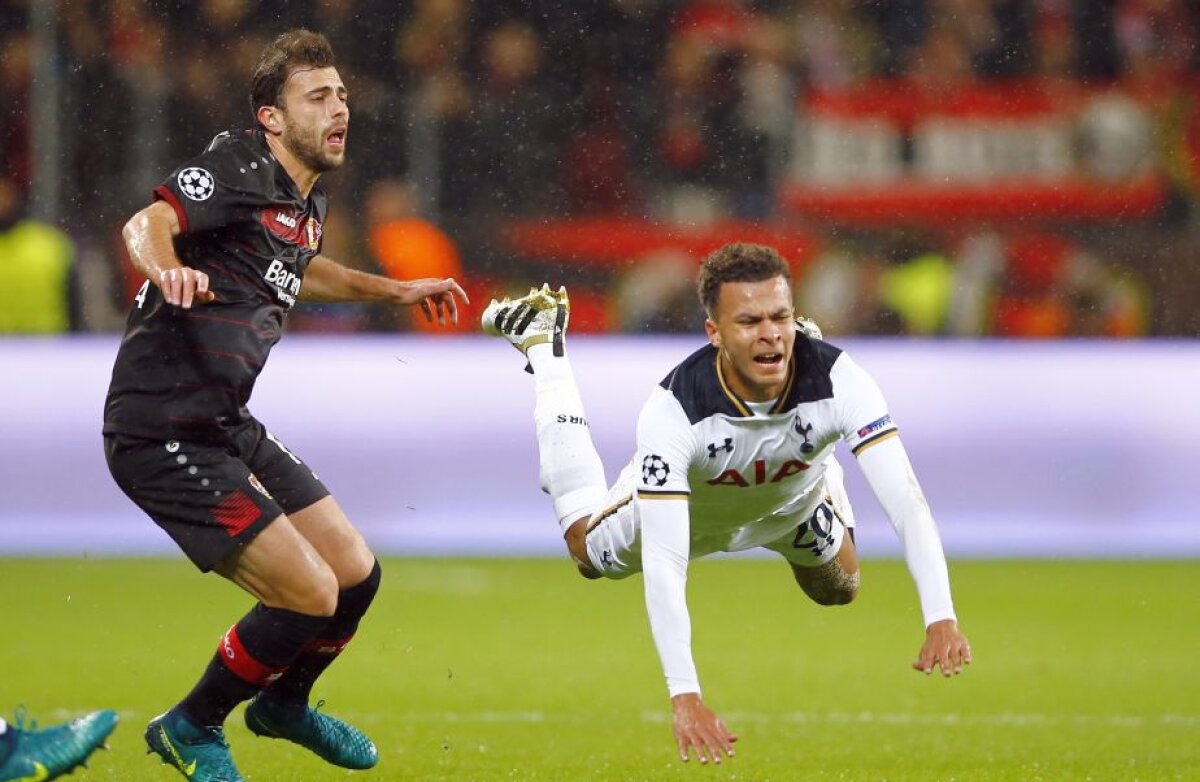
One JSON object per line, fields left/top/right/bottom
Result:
{"left": 2, "top": 0, "right": 1199, "bottom": 337}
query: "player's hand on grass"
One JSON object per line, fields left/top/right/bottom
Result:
{"left": 398, "top": 277, "right": 468, "bottom": 326}
{"left": 159, "top": 267, "right": 215, "bottom": 308}
{"left": 670, "top": 692, "right": 738, "bottom": 765}
{"left": 914, "top": 618, "right": 972, "bottom": 677}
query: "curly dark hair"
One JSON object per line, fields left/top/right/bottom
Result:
{"left": 249, "top": 29, "right": 337, "bottom": 123}
{"left": 697, "top": 243, "right": 791, "bottom": 316}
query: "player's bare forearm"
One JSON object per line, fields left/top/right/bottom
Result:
{"left": 913, "top": 618, "right": 972, "bottom": 676}
{"left": 123, "top": 201, "right": 214, "bottom": 308}
{"left": 298, "top": 255, "right": 389, "bottom": 302}
{"left": 670, "top": 693, "right": 737, "bottom": 764}
{"left": 301, "top": 255, "right": 468, "bottom": 325}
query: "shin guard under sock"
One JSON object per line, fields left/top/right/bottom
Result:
{"left": 262, "top": 561, "right": 382, "bottom": 708}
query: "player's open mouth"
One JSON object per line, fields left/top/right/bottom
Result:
{"left": 326, "top": 128, "right": 347, "bottom": 149}
{"left": 754, "top": 353, "right": 783, "bottom": 366}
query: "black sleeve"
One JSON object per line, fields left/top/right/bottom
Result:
{"left": 152, "top": 134, "right": 272, "bottom": 235}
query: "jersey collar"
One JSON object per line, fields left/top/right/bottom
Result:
{"left": 713, "top": 350, "right": 797, "bottom": 417}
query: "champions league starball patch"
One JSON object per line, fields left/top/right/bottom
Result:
{"left": 178, "top": 167, "right": 215, "bottom": 201}
{"left": 641, "top": 454, "right": 670, "bottom": 486}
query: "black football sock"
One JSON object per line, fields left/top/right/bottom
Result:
{"left": 176, "top": 604, "right": 330, "bottom": 728}
{"left": 262, "top": 560, "right": 381, "bottom": 708}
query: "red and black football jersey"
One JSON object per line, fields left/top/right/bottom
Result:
{"left": 104, "top": 129, "right": 328, "bottom": 443}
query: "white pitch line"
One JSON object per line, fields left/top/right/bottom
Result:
{"left": 644, "top": 711, "right": 1200, "bottom": 728}
{"left": 334, "top": 711, "right": 1200, "bottom": 729}
{"left": 40, "top": 708, "right": 1199, "bottom": 729}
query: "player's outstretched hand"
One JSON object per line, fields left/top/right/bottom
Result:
{"left": 399, "top": 277, "right": 469, "bottom": 326}
{"left": 159, "top": 267, "right": 216, "bottom": 308}
{"left": 670, "top": 693, "right": 738, "bottom": 765}
{"left": 913, "top": 618, "right": 972, "bottom": 677}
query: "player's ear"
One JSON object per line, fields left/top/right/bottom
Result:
{"left": 257, "top": 106, "right": 283, "bottom": 135}
{"left": 705, "top": 318, "right": 720, "bottom": 348}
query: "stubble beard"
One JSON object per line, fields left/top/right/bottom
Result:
{"left": 282, "top": 116, "right": 344, "bottom": 174}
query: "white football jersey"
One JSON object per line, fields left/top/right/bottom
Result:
{"left": 632, "top": 334, "right": 898, "bottom": 557}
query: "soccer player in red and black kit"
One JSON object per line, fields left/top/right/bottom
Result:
{"left": 102, "top": 30, "right": 466, "bottom": 782}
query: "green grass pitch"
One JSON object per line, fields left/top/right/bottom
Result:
{"left": 1, "top": 558, "right": 1197, "bottom": 781}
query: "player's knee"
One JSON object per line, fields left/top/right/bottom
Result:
{"left": 337, "top": 538, "right": 378, "bottom": 588}
{"left": 287, "top": 563, "right": 340, "bottom": 617}
{"left": 565, "top": 520, "right": 600, "bottom": 579}
{"left": 573, "top": 558, "right": 603, "bottom": 580}
{"left": 808, "top": 579, "right": 859, "bottom": 606}
{"left": 794, "top": 562, "right": 859, "bottom": 606}
{"left": 309, "top": 576, "right": 341, "bottom": 617}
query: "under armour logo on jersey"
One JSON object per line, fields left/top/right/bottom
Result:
{"left": 794, "top": 417, "right": 815, "bottom": 453}
{"left": 707, "top": 438, "right": 733, "bottom": 457}
{"left": 177, "top": 167, "right": 215, "bottom": 201}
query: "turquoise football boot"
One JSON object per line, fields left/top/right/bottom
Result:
{"left": 145, "top": 710, "right": 242, "bottom": 782}
{"left": 0, "top": 707, "right": 117, "bottom": 781}
{"left": 244, "top": 696, "right": 378, "bottom": 769}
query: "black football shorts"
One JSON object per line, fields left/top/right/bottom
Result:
{"left": 104, "top": 418, "right": 330, "bottom": 572}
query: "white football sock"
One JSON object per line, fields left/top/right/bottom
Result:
{"left": 528, "top": 343, "right": 607, "bottom": 532}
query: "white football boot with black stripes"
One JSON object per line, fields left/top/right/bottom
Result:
{"left": 482, "top": 284, "right": 569, "bottom": 368}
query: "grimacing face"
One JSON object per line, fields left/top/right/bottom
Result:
{"left": 705, "top": 275, "right": 796, "bottom": 403}
{"left": 277, "top": 66, "right": 349, "bottom": 173}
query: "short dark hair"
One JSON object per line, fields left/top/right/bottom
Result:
{"left": 250, "top": 29, "right": 336, "bottom": 123}
{"left": 697, "top": 243, "right": 791, "bottom": 316}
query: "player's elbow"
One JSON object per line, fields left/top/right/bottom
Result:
{"left": 125, "top": 201, "right": 179, "bottom": 248}
{"left": 122, "top": 207, "right": 163, "bottom": 251}
{"left": 121, "top": 213, "right": 144, "bottom": 249}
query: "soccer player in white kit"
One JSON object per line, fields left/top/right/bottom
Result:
{"left": 483, "top": 243, "right": 971, "bottom": 765}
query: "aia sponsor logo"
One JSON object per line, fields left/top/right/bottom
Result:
{"left": 706, "top": 458, "right": 809, "bottom": 487}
